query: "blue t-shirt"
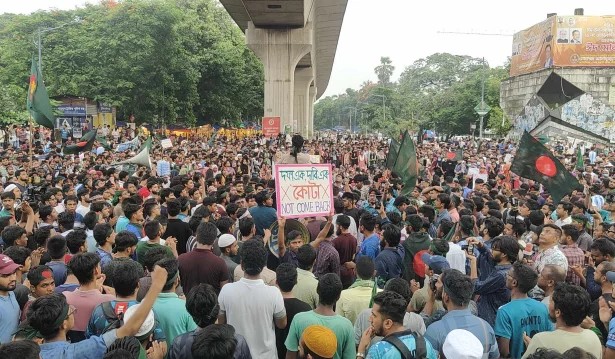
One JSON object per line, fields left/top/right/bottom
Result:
{"left": 367, "top": 333, "right": 438, "bottom": 359}
{"left": 606, "top": 317, "right": 615, "bottom": 350}
{"left": 0, "top": 291, "right": 20, "bottom": 344}
{"left": 494, "top": 297, "right": 554, "bottom": 359}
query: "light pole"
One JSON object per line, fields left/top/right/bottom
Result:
{"left": 473, "top": 58, "right": 490, "bottom": 139}
{"left": 344, "top": 107, "right": 358, "bottom": 133}
{"left": 36, "top": 17, "right": 82, "bottom": 73}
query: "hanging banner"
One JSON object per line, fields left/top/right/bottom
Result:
{"left": 262, "top": 116, "right": 281, "bottom": 137}
{"left": 275, "top": 164, "right": 333, "bottom": 219}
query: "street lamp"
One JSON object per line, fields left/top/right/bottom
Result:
{"left": 36, "top": 17, "right": 82, "bottom": 73}
{"left": 473, "top": 58, "right": 490, "bottom": 139}
{"left": 344, "top": 107, "right": 358, "bottom": 133}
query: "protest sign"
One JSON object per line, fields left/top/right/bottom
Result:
{"left": 160, "top": 139, "right": 172, "bottom": 149}
{"left": 275, "top": 164, "right": 333, "bottom": 219}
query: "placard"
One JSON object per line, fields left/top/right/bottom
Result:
{"left": 160, "top": 139, "right": 172, "bottom": 149}
{"left": 275, "top": 164, "right": 333, "bottom": 219}
{"left": 262, "top": 116, "right": 281, "bottom": 137}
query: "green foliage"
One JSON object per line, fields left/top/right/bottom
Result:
{"left": 315, "top": 53, "right": 509, "bottom": 137}
{"left": 0, "top": 0, "right": 263, "bottom": 125}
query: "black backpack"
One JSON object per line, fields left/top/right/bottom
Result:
{"left": 382, "top": 330, "right": 427, "bottom": 359}
{"left": 100, "top": 301, "right": 127, "bottom": 334}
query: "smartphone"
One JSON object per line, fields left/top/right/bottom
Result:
{"left": 466, "top": 244, "right": 475, "bottom": 254}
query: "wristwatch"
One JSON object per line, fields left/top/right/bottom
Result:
{"left": 356, "top": 353, "right": 365, "bottom": 358}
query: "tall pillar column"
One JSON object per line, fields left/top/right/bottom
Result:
{"left": 293, "top": 68, "right": 313, "bottom": 136}
{"left": 246, "top": 22, "right": 313, "bottom": 133}
{"left": 308, "top": 85, "right": 317, "bottom": 138}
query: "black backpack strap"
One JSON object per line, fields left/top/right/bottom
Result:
{"left": 101, "top": 301, "right": 117, "bottom": 321}
{"left": 382, "top": 330, "right": 428, "bottom": 359}
{"left": 383, "top": 335, "right": 414, "bottom": 359}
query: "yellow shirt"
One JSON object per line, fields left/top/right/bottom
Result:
{"left": 335, "top": 280, "right": 380, "bottom": 325}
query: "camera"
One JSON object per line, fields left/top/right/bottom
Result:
{"left": 429, "top": 274, "right": 440, "bottom": 291}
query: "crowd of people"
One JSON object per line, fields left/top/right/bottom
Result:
{"left": 0, "top": 126, "right": 614, "bottom": 359}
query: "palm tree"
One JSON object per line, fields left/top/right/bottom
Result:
{"left": 374, "top": 57, "right": 395, "bottom": 86}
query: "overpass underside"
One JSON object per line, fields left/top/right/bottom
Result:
{"left": 220, "top": 0, "right": 348, "bottom": 137}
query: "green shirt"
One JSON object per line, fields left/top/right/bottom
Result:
{"left": 292, "top": 268, "right": 319, "bottom": 309}
{"left": 153, "top": 292, "right": 197, "bottom": 347}
{"left": 285, "top": 310, "right": 356, "bottom": 359}
{"left": 136, "top": 241, "right": 173, "bottom": 266}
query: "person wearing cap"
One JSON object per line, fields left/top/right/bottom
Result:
{"left": 357, "top": 291, "right": 438, "bottom": 359}
{"left": 425, "top": 269, "right": 499, "bottom": 359}
{"left": 442, "top": 329, "right": 483, "bottom": 359}
{"left": 248, "top": 190, "right": 277, "bottom": 237}
{"left": 0, "top": 253, "right": 21, "bottom": 343}
{"left": 219, "top": 233, "right": 239, "bottom": 282}
{"left": 299, "top": 325, "right": 338, "bottom": 359}
{"left": 494, "top": 262, "right": 553, "bottom": 359}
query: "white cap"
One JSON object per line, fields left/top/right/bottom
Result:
{"left": 442, "top": 329, "right": 483, "bottom": 359}
{"left": 3, "top": 184, "right": 17, "bottom": 193}
{"left": 218, "top": 234, "right": 236, "bottom": 248}
{"left": 123, "top": 304, "right": 156, "bottom": 339}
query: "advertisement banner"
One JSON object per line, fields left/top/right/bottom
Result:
{"left": 510, "top": 17, "right": 555, "bottom": 77}
{"left": 262, "top": 116, "right": 281, "bottom": 137}
{"left": 511, "top": 16, "right": 615, "bottom": 77}
{"left": 552, "top": 16, "right": 615, "bottom": 67}
{"left": 275, "top": 164, "right": 333, "bottom": 219}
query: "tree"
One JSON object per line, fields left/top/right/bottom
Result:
{"left": 0, "top": 0, "right": 264, "bottom": 125}
{"left": 374, "top": 56, "right": 394, "bottom": 86}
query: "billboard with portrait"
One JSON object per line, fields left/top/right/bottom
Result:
{"left": 510, "top": 17, "right": 555, "bottom": 77}
{"left": 551, "top": 15, "right": 615, "bottom": 68}
{"left": 510, "top": 16, "right": 615, "bottom": 77}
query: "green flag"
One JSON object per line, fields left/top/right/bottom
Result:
{"left": 576, "top": 147, "right": 584, "bottom": 171}
{"left": 442, "top": 223, "right": 457, "bottom": 242}
{"left": 138, "top": 136, "right": 153, "bottom": 153}
{"left": 511, "top": 131, "right": 580, "bottom": 203}
{"left": 63, "top": 129, "right": 98, "bottom": 155}
{"left": 393, "top": 130, "right": 418, "bottom": 196}
{"left": 26, "top": 56, "right": 55, "bottom": 129}
{"left": 445, "top": 149, "right": 463, "bottom": 162}
{"left": 385, "top": 138, "right": 400, "bottom": 170}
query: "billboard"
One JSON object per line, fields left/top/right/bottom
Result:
{"left": 510, "top": 15, "right": 615, "bottom": 77}
{"left": 262, "top": 116, "right": 281, "bottom": 137}
{"left": 552, "top": 16, "right": 615, "bottom": 67}
{"left": 510, "top": 17, "right": 555, "bottom": 77}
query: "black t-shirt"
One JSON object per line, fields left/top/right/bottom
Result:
{"left": 344, "top": 208, "right": 360, "bottom": 226}
{"left": 163, "top": 218, "right": 192, "bottom": 256}
{"left": 276, "top": 298, "right": 311, "bottom": 359}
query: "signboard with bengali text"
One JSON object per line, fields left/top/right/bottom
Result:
{"left": 262, "top": 116, "right": 281, "bottom": 137}
{"left": 510, "top": 15, "right": 615, "bottom": 77}
{"left": 275, "top": 164, "right": 333, "bottom": 219}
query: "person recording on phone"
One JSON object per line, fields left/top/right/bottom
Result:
{"left": 466, "top": 235, "right": 519, "bottom": 327}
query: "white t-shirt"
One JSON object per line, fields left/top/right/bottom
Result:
{"left": 446, "top": 242, "right": 467, "bottom": 273}
{"left": 218, "top": 277, "right": 286, "bottom": 359}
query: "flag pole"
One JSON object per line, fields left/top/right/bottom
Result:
{"left": 28, "top": 114, "right": 34, "bottom": 169}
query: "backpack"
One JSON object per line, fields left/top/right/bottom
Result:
{"left": 413, "top": 249, "right": 429, "bottom": 279}
{"left": 382, "top": 330, "right": 427, "bottom": 359}
{"left": 100, "top": 301, "right": 129, "bottom": 334}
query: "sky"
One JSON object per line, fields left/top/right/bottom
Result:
{"left": 3, "top": 0, "right": 613, "bottom": 98}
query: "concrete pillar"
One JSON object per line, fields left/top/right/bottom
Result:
{"left": 308, "top": 85, "right": 317, "bottom": 138}
{"left": 246, "top": 22, "right": 313, "bottom": 133}
{"left": 293, "top": 68, "right": 313, "bottom": 136}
